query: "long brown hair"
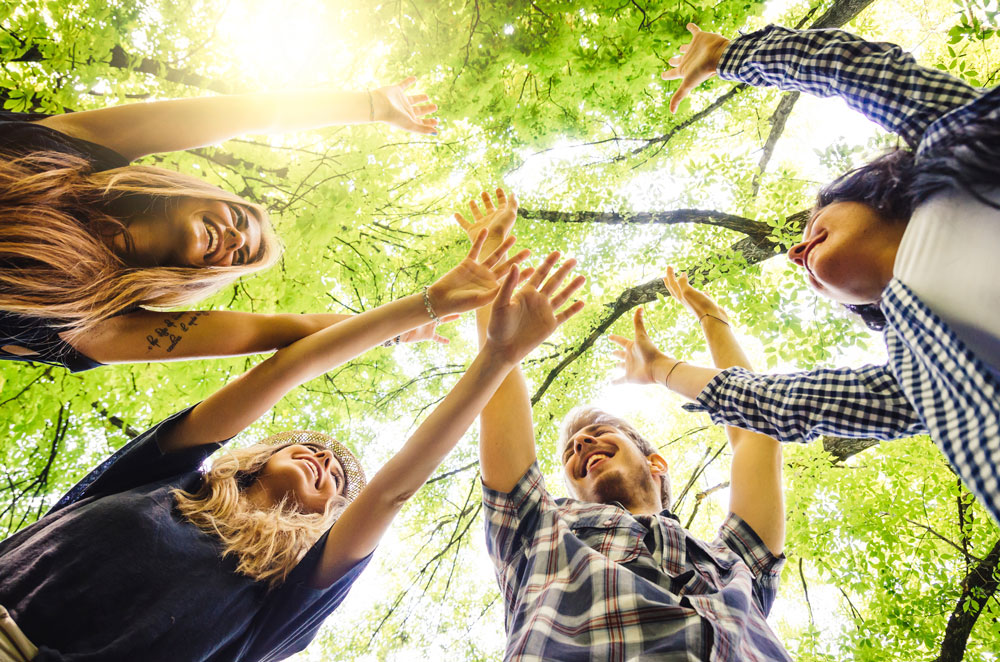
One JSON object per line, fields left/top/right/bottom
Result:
{"left": 0, "top": 151, "right": 281, "bottom": 341}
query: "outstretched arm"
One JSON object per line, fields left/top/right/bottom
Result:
{"left": 662, "top": 23, "right": 981, "bottom": 147}
{"left": 662, "top": 269, "right": 784, "bottom": 555}
{"left": 157, "top": 232, "right": 526, "bottom": 454}
{"left": 36, "top": 77, "right": 438, "bottom": 161}
{"left": 67, "top": 309, "right": 453, "bottom": 364}
{"left": 314, "top": 259, "right": 585, "bottom": 586}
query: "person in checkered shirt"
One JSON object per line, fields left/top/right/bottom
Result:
{"left": 659, "top": 24, "right": 1000, "bottom": 523}
{"left": 462, "top": 190, "right": 789, "bottom": 660}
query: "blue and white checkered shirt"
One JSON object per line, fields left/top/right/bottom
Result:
{"left": 483, "top": 463, "right": 790, "bottom": 661}
{"left": 687, "top": 27, "right": 1000, "bottom": 522}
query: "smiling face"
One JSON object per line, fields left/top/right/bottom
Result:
{"left": 561, "top": 424, "right": 669, "bottom": 514}
{"left": 248, "top": 444, "right": 347, "bottom": 515}
{"left": 787, "top": 201, "right": 907, "bottom": 305}
{"left": 111, "top": 196, "right": 265, "bottom": 268}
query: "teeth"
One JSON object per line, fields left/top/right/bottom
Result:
{"left": 205, "top": 222, "right": 218, "bottom": 253}
{"left": 586, "top": 453, "right": 609, "bottom": 472}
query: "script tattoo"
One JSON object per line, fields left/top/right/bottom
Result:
{"left": 145, "top": 311, "right": 209, "bottom": 353}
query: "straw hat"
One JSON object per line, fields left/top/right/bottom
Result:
{"left": 259, "top": 430, "right": 367, "bottom": 502}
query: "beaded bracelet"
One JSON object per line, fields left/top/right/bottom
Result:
{"left": 422, "top": 286, "right": 440, "bottom": 322}
{"left": 699, "top": 313, "right": 730, "bottom": 327}
{"left": 382, "top": 335, "right": 401, "bottom": 348}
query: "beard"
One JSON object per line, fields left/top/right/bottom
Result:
{"left": 586, "top": 462, "right": 657, "bottom": 510}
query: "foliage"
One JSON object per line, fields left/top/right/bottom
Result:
{"left": 2, "top": 0, "right": 999, "bottom": 660}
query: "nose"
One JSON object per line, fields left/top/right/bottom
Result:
{"left": 787, "top": 238, "right": 807, "bottom": 267}
{"left": 316, "top": 449, "right": 333, "bottom": 469}
{"left": 573, "top": 434, "right": 596, "bottom": 453}
{"left": 223, "top": 227, "right": 246, "bottom": 252}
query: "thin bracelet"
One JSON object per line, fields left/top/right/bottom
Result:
{"left": 366, "top": 89, "right": 375, "bottom": 122}
{"left": 422, "top": 286, "right": 440, "bottom": 322}
{"left": 699, "top": 313, "right": 730, "bottom": 327}
{"left": 664, "top": 360, "right": 686, "bottom": 389}
{"left": 382, "top": 335, "right": 401, "bottom": 348}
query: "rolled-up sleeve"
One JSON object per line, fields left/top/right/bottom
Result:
{"left": 684, "top": 364, "right": 926, "bottom": 443}
{"left": 718, "top": 25, "right": 982, "bottom": 148}
{"left": 715, "top": 514, "right": 785, "bottom": 616}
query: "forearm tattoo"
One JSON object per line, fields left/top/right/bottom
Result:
{"left": 145, "top": 311, "right": 209, "bottom": 353}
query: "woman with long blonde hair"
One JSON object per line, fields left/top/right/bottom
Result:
{"left": 1, "top": 78, "right": 440, "bottom": 371}
{"left": 0, "top": 228, "right": 586, "bottom": 662}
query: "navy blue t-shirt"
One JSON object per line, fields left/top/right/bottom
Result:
{"left": 0, "top": 407, "right": 371, "bottom": 662}
{"left": 0, "top": 109, "right": 130, "bottom": 372}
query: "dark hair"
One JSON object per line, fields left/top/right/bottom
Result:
{"left": 814, "top": 116, "right": 1000, "bottom": 331}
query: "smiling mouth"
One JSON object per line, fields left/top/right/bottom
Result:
{"left": 204, "top": 220, "right": 220, "bottom": 255}
{"left": 583, "top": 452, "right": 612, "bottom": 477}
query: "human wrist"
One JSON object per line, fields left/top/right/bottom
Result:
{"left": 651, "top": 355, "right": 681, "bottom": 388}
{"left": 709, "top": 36, "right": 731, "bottom": 72}
{"left": 480, "top": 339, "right": 521, "bottom": 370}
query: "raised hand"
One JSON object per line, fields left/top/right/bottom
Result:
{"left": 663, "top": 267, "right": 730, "bottom": 326}
{"left": 399, "top": 314, "right": 461, "bottom": 345}
{"left": 372, "top": 76, "right": 439, "bottom": 135}
{"left": 486, "top": 252, "right": 586, "bottom": 363}
{"left": 608, "top": 308, "right": 678, "bottom": 386}
{"left": 426, "top": 231, "right": 530, "bottom": 317}
{"left": 660, "top": 23, "right": 731, "bottom": 114}
{"left": 454, "top": 188, "right": 518, "bottom": 249}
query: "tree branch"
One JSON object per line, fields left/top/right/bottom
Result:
{"left": 823, "top": 435, "right": 880, "bottom": 463}
{"left": 751, "top": 91, "right": 800, "bottom": 197}
{"left": 625, "top": 0, "right": 878, "bottom": 160}
{"left": 519, "top": 207, "right": 771, "bottom": 238}
{"left": 934, "top": 537, "right": 1000, "bottom": 662}
{"left": 530, "top": 210, "right": 808, "bottom": 405}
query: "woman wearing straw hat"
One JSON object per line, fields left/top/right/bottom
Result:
{"left": 0, "top": 229, "right": 586, "bottom": 662}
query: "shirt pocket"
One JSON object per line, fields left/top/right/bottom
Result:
{"left": 569, "top": 512, "right": 646, "bottom": 564}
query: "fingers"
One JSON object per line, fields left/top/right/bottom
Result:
{"left": 495, "top": 188, "right": 507, "bottom": 209}
{"left": 633, "top": 307, "right": 648, "bottom": 337}
{"left": 438, "top": 313, "right": 461, "bottom": 324}
{"left": 550, "top": 275, "right": 585, "bottom": 311}
{"left": 433, "top": 333, "right": 450, "bottom": 344}
{"left": 454, "top": 212, "right": 472, "bottom": 231}
{"left": 687, "top": 22, "right": 701, "bottom": 35}
{"left": 669, "top": 85, "right": 692, "bottom": 114}
{"left": 397, "top": 76, "right": 417, "bottom": 90}
{"left": 466, "top": 229, "right": 487, "bottom": 261}
{"left": 527, "top": 252, "right": 560, "bottom": 289}
{"left": 480, "top": 235, "right": 516, "bottom": 268}
{"left": 663, "top": 266, "right": 680, "bottom": 299}
{"left": 555, "top": 299, "right": 585, "bottom": 325}
{"left": 412, "top": 103, "right": 438, "bottom": 116}
{"left": 661, "top": 67, "right": 682, "bottom": 80}
{"left": 469, "top": 199, "right": 483, "bottom": 220}
{"left": 540, "top": 258, "right": 578, "bottom": 296}
{"left": 492, "top": 265, "right": 520, "bottom": 311}
{"left": 481, "top": 191, "right": 495, "bottom": 213}
{"left": 407, "top": 94, "right": 430, "bottom": 104}
{"left": 608, "top": 334, "right": 632, "bottom": 349}
{"left": 611, "top": 349, "right": 626, "bottom": 360}
{"left": 492, "top": 247, "right": 531, "bottom": 275}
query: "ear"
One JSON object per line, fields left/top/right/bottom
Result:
{"left": 647, "top": 453, "right": 669, "bottom": 478}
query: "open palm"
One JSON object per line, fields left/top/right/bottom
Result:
{"left": 427, "top": 232, "right": 529, "bottom": 317}
{"left": 373, "top": 76, "right": 439, "bottom": 135}
{"left": 454, "top": 188, "right": 518, "bottom": 248}
{"left": 487, "top": 252, "right": 586, "bottom": 363}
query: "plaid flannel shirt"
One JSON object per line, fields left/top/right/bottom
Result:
{"left": 686, "top": 27, "right": 1000, "bottom": 522}
{"left": 483, "top": 463, "right": 789, "bottom": 661}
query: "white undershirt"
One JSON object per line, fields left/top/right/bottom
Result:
{"left": 893, "top": 189, "right": 1000, "bottom": 375}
